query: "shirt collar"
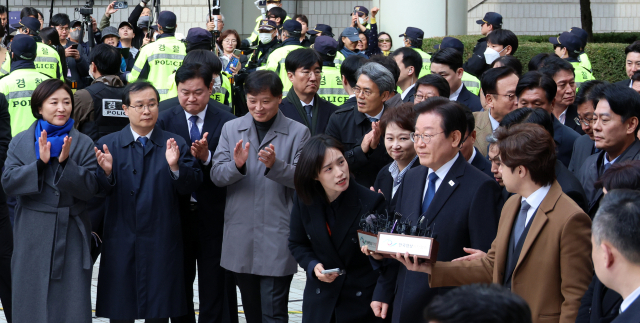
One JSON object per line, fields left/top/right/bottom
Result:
{"left": 427, "top": 153, "right": 459, "bottom": 181}
{"left": 467, "top": 147, "right": 477, "bottom": 164}
{"left": 603, "top": 152, "right": 621, "bottom": 167}
{"left": 184, "top": 105, "right": 208, "bottom": 122}
{"left": 449, "top": 83, "right": 463, "bottom": 101}
{"left": 621, "top": 284, "right": 640, "bottom": 313}
{"left": 300, "top": 97, "right": 315, "bottom": 107}
{"left": 365, "top": 107, "right": 385, "bottom": 120}
{"left": 488, "top": 109, "right": 500, "bottom": 131}
{"left": 131, "top": 128, "right": 154, "bottom": 142}
{"left": 521, "top": 185, "right": 551, "bottom": 214}
{"left": 558, "top": 107, "right": 568, "bottom": 124}
{"left": 389, "top": 155, "right": 419, "bottom": 186}
{"left": 401, "top": 83, "right": 416, "bottom": 100}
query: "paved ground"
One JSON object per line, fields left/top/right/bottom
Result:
{"left": 0, "top": 256, "right": 307, "bottom": 323}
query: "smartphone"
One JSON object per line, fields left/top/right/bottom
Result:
{"left": 321, "top": 268, "right": 344, "bottom": 275}
{"left": 233, "top": 49, "right": 242, "bottom": 56}
{"left": 70, "top": 44, "right": 78, "bottom": 50}
{"left": 113, "top": 1, "right": 128, "bottom": 9}
{"left": 224, "top": 55, "right": 240, "bottom": 74}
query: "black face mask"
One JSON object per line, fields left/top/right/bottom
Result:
{"left": 309, "top": 34, "right": 317, "bottom": 44}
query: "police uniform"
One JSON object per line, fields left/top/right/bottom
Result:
{"left": 248, "top": 15, "right": 291, "bottom": 46}
{"left": 464, "top": 12, "right": 503, "bottom": 78}
{"left": 549, "top": 32, "right": 596, "bottom": 91}
{"left": 569, "top": 60, "right": 596, "bottom": 90}
{"left": 128, "top": 12, "right": 186, "bottom": 101}
{"left": 400, "top": 28, "right": 432, "bottom": 78}
{"left": 262, "top": 20, "right": 304, "bottom": 97}
{"left": 313, "top": 36, "right": 349, "bottom": 105}
{"left": 246, "top": 19, "right": 280, "bottom": 70}
{"left": 569, "top": 27, "right": 593, "bottom": 73}
{"left": 434, "top": 37, "right": 481, "bottom": 95}
{"left": 578, "top": 53, "right": 592, "bottom": 74}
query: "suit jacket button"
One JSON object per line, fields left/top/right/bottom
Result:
{"left": 54, "top": 191, "right": 59, "bottom": 196}
{"left": 133, "top": 170, "right": 137, "bottom": 174}
{"left": 316, "top": 288, "right": 320, "bottom": 294}
{"left": 307, "top": 234, "right": 311, "bottom": 240}
{"left": 356, "top": 291, "right": 362, "bottom": 297}
{"left": 130, "top": 190, "right": 134, "bottom": 196}
{"left": 352, "top": 238, "right": 357, "bottom": 243}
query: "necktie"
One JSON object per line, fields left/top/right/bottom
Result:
{"left": 304, "top": 105, "right": 313, "bottom": 124}
{"left": 189, "top": 115, "right": 201, "bottom": 144}
{"left": 137, "top": 136, "right": 148, "bottom": 148}
{"left": 513, "top": 201, "right": 531, "bottom": 249}
{"left": 369, "top": 117, "right": 379, "bottom": 123}
{"left": 604, "top": 162, "right": 612, "bottom": 172}
{"left": 421, "top": 172, "right": 439, "bottom": 215}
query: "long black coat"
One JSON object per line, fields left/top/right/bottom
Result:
{"left": 463, "top": 37, "right": 489, "bottom": 78}
{"left": 372, "top": 154, "right": 503, "bottom": 323}
{"left": 553, "top": 116, "right": 580, "bottom": 168}
{"left": 569, "top": 134, "right": 597, "bottom": 175}
{"left": 456, "top": 85, "right": 483, "bottom": 112}
{"left": 95, "top": 125, "right": 203, "bottom": 320}
{"left": 288, "top": 180, "right": 385, "bottom": 323}
{"left": 576, "top": 275, "right": 622, "bottom": 323}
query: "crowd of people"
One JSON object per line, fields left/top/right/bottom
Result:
{"left": 0, "top": 1, "right": 639, "bottom": 323}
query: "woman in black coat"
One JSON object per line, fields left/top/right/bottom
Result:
{"left": 373, "top": 103, "right": 420, "bottom": 213}
{"left": 289, "top": 134, "right": 386, "bottom": 323}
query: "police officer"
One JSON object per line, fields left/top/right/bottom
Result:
{"left": 434, "top": 37, "right": 481, "bottom": 95}
{"left": 306, "top": 23, "right": 333, "bottom": 43}
{"left": 313, "top": 36, "right": 349, "bottom": 105}
{"left": 0, "top": 17, "right": 64, "bottom": 80}
{"left": 129, "top": 11, "right": 186, "bottom": 101}
{"left": 0, "top": 34, "right": 50, "bottom": 136}
{"left": 262, "top": 19, "right": 304, "bottom": 97}
{"left": 72, "top": 44, "right": 128, "bottom": 142}
{"left": 549, "top": 31, "right": 595, "bottom": 90}
{"left": 351, "top": 6, "right": 372, "bottom": 33}
{"left": 246, "top": 20, "right": 279, "bottom": 70}
{"left": 246, "top": 0, "right": 290, "bottom": 46}
{"left": 570, "top": 26, "right": 592, "bottom": 73}
{"left": 464, "top": 12, "right": 503, "bottom": 78}
{"left": 399, "top": 27, "right": 431, "bottom": 78}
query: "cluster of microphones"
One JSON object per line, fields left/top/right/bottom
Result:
{"left": 359, "top": 211, "right": 434, "bottom": 238}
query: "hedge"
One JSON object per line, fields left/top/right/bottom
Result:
{"left": 423, "top": 36, "right": 630, "bottom": 83}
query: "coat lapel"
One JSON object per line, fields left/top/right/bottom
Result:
{"left": 307, "top": 197, "right": 345, "bottom": 267}
{"left": 399, "top": 166, "right": 428, "bottom": 223}
{"left": 330, "top": 183, "right": 362, "bottom": 249}
{"left": 237, "top": 113, "right": 261, "bottom": 154}
{"left": 424, "top": 154, "right": 464, "bottom": 227}
{"left": 202, "top": 105, "right": 222, "bottom": 148}
{"left": 259, "top": 110, "right": 289, "bottom": 151}
{"left": 494, "top": 196, "right": 520, "bottom": 282}
{"left": 171, "top": 106, "right": 191, "bottom": 145}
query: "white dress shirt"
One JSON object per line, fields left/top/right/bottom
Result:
{"left": 184, "top": 106, "right": 211, "bottom": 166}
{"left": 423, "top": 153, "right": 459, "bottom": 203}
{"left": 449, "top": 83, "right": 463, "bottom": 101}
{"left": 521, "top": 185, "right": 551, "bottom": 225}
{"left": 365, "top": 107, "right": 385, "bottom": 121}
{"left": 401, "top": 83, "right": 416, "bottom": 101}
{"left": 466, "top": 147, "right": 477, "bottom": 164}
{"left": 603, "top": 152, "right": 620, "bottom": 169}
{"left": 621, "top": 284, "right": 640, "bottom": 313}
{"left": 300, "top": 98, "right": 315, "bottom": 117}
{"left": 558, "top": 108, "right": 568, "bottom": 125}
{"left": 488, "top": 109, "right": 500, "bottom": 131}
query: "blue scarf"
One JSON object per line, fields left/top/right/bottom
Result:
{"left": 34, "top": 118, "right": 74, "bottom": 160}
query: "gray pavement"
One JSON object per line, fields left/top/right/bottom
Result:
{"left": 0, "top": 256, "right": 307, "bottom": 323}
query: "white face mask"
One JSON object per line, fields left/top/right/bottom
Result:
{"left": 358, "top": 17, "right": 366, "bottom": 25}
{"left": 89, "top": 64, "right": 95, "bottom": 80}
{"left": 259, "top": 33, "right": 273, "bottom": 44}
{"left": 266, "top": 4, "right": 277, "bottom": 10}
{"left": 484, "top": 46, "right": 506, "bottom": 65}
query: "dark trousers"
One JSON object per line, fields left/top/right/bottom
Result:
{"left": 172, "top": 206, "right": 235, "bottom": 323}
{"left": 234, "top": 273, "right": 293, "bottom": 323}
{"left": 0, "top": 214, "right": 12, "bottom": 323}
{"left": 111, "top": 319, "right": 168, "bottom": 323}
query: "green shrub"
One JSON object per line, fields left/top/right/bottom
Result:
{"left": 423, "top": 36, "right": 629, "bottom": 83}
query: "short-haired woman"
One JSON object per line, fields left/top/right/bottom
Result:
{"left": 289, "top": 134, "right": 386, "bottom": 323}
{"left": 2, "top": 79, "right": 98, "bottom": 322}
{"left": 216, "top": 29, "right": 247, "bottom": 75}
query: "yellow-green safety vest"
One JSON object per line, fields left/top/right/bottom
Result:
{"left": 0, "top": 68, "right": 51, "bottom": 136}
{"left": 462, "top": 72, "right": 481, "bottom": 96}
{"left": 262, "top": 44, "right": 304, "bottom": 98}
{"left": 578, "top": 52, "right": 592, "bottom": 73}
{"left": 318, "top": 66, "right": 348, "bottom": 105}
{"left": 570, "top": 61, "right": 595, "bottom": 92}
{"left": 1, "top": 43, "right": 64, "bottom": 80}
{"left": 412, "top": 48, "right": 432, "bottom": 78}
{"left": 129, "top": 36, "right": 186, "bottom": 101}
{"left": 248, "top": 15, "right": 291, "bottom": 44}
{"left": 334, "top": 51, "right": 345, "bottom": 68}
{"left": 164, "top": 71, "right": 233, "bottom": 113}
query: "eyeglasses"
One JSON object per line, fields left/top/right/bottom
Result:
{"left": 378, "top": 39, "right": 391, "bottom": 43}
{"left": 353, "top": 86, "right": 374, "bottom": 97}
{"left": 299, "top": 70, "right": 321, "bottom": 77}
{"left": 415, "top": 93, "right": 437, "bottom": 102}
{"left": 128, "top": 103, "right": 158, "bottom": 113}
{"left": 223, "top": 39, "right": 237, "bottom": 44}
{"left": 55, "top": 26, "right": 70, "bottom": 32}
{"left": 410, "top": 131, "right": 444, "bottom": 144}
{"left": 574, "top": 116, "right": 593, "bottom": 127}
{"left": 491, "top": 93, "right": 516, "bottom": 101}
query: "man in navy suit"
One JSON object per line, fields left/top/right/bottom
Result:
{"left": 592, "top": 190, "right": 640, "bottom": 323}
{"left": 368, "top": 97, "right": 502, "bottom": 323}
{"left": 460, "top": 105, "right": 493, "bottom": 178}
{"left": 614, "top": 42, "right": 640, "bottom": 89}
{"left": 278, "top": 47, "right": 339, "bottom": 135}
{"left": 430, "top": 48, "right": 483, "bottom": 112}
{"left": 157, "top": 63, "right": 236, "bottom": 323}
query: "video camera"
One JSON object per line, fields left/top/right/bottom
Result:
{"left": 75, "top": 0, "right": 94, "bottom": 16}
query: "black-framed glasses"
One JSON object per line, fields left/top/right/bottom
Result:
{"left": 574, "top": 116, "right": 593, "bottom": 127}
{"left": 490, "top": 93, "right": 516, "bottom": 101}
{"left": 127, "top": 103, "right": 158, "bottom": 113}
{"left": 410, "top": 131, "right": 444, "bottom": 144}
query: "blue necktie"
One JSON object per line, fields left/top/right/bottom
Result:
{"left": 368, "top": 117, "right": 379, "bottom": 123}
{"left": 137, "top": 136, "right": 148, "bottom": 148}
{"left": 189, "top": 115, "right": 201, "bottom": 144}
{"left": 512, "top": 201, "right": 531, "bottom": 250}
{"left": 421, "top": 172, "right": 438, "bottom": 215}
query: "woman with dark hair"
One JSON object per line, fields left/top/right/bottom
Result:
{"left": 378, "top": 32, "right": 393, "bottom": 56}
{"left": 373, "top": 103, "right": 420, "bottom": 212}
{"left": 1, "top": 79, "right": 98, "bottom": 322}
{"left": 289, "top": 134, "right": 386, "bottom": 323}
{"left": 216, "top": 29, "right": 247, "bottom": 75}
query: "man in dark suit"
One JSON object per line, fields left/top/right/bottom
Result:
{"left": 576, "top": 275, "right": 622, "bottom": 323}
{"left": 539, "top": 57, "right": 584, "bottom": 135}
{"left": 159, "top": 96, "right": 232, "bottom": 114}
{"left": 515, "top": 71, "right": 579, "bottom": 167}
{"left": 568, "top": 80, "right": 604, "bottom": 174}
{"left": 338, "top": 55, "right": 368, "bottom": 109}
{"left": 614, "top": 42, "right": 640, "bottom": 89}
{"left": 430, "top": 48, "right": 483, "bottom": 112}
{"left": 591, "top": 190, "right": 640, "bottom": 323}
{"left": 461, "top": 105, "right": 492, "bottom": 178}
{"left": 578, "top": 85, "right": 640, "bottom": 217}
{"left": 279, "top": 48, "right": 339, "bottom": 135}
{"left": 391, "top": 47, "right": 422, "bottom": 103}
{"left": 326, "top": 62, "right": 394, "bottom": 188}
{"left": 156, "top": 63, "right": 236, "bottom": 323}
{"left": 368, "top": 97, "right": 503, "bottom": 323}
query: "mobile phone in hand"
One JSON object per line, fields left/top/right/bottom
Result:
{"left": 113, "top": 1, "right": 128, "bottom": 9}
{"left": 70, "top": 44, "right": 78, "bottom": 50}
{"left": 321, "top": 268, "right": 344, "bottom": 275}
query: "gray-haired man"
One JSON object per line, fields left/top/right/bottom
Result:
{"left": 325, "top": 62, "right": 394, "bottom": 187}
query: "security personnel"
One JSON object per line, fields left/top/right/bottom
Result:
{"left": 72, "top": 44, "right": 128, "bottom": 142}
{"left": 211, "top": 71, "right": 233, "bottom": 107}
{"left": 570, "top": 26, "right": 592, "bottom": 73}
{"left": 434, "top": 37, "right": 481, "bottom": 95}
{"left": 400, "top": 27, "right": 431, "bottom": 78}
{"left": 0, "top": 34, "right": 50, "bottom": 136}
{"left": 128, "top": 11, "right": 186, "bottom": 101}
{"left": 464, "top": 12, "right": 502, "bottom": 78}
{"left": 262, "top": 19, "right": 304, "bottom": 97}
{"left": 351, "top": 6, "right": 372, "bottom": 32}
{"left": 313, "top": 36, "right": 349, "bottom": 105}
{"left": 0, "top": 17, "right": 64, "bottom": 80}
{"left": 246, "top": 0, "right": 291, "bottom": 46}
{"left": 246, "top": 19, "right": 280, "bottom": 70}
{"left": 549, "top": 31, "right": 595, "bottom": 90}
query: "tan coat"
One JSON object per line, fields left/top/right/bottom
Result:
{"left": 430, "top": 181, "right": 593, "bottom": 323}
{"left": 473, "top": 109, "right": 492, "bottom": 156}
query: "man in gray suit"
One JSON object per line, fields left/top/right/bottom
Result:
{"left": 211, "top": 70, "right": 310, "bottom": 323}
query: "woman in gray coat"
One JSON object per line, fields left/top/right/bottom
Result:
{"left": 2, "top": 79, "right": 99, "bottom": 323}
